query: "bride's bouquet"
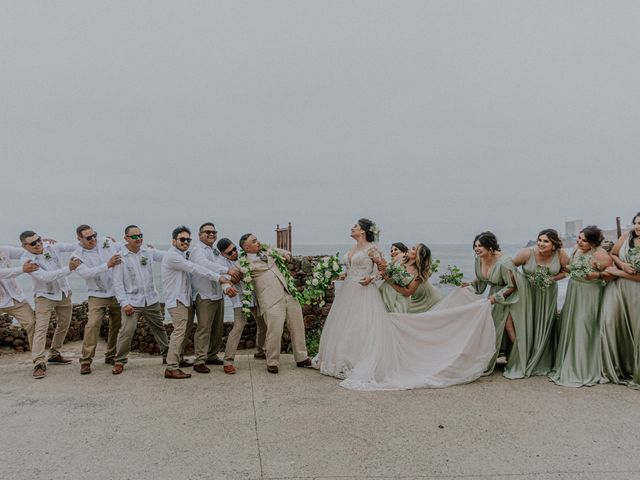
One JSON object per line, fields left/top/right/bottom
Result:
{"left": 526, "top": 265, "right": 555, "bottom": 289}
{"left": 302, "top": 254, "right": 343, "bottom": 307}
{"left": 385, "top": 262, "right": 412, "bottom": 287}
{"left": 438, "top": 264, "right": 464, "bottom": 287}
{"left": 567, "top": 254, "right": 594, "bottom": 280}
{"left": 628, "top": 247, "right": 640, "bottom": 273}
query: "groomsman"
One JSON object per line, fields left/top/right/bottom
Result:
{"left": 111, "top": 225, "right": 169, "bottom": 375}
{"left": 217, "top": 238, "right": 267, "bottom": 374}
{"left": 72, "top": 224, "right": 123, "bottom": 374}
{"left": 0, "top": 245, "right": 41, "bottom": 377}
{"left": 189, "top": 222, "right": 240, "bottom": 372}
{"left": 162, "top": 226, "right": 237, "bottom": 379}
{"left": 20, "top": 231, "right": 81, "bottom": 378}
{"left": 239, "top": 233, "right": 311, "bottom": 374}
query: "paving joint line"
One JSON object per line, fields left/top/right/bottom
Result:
{"left": 248, "top": 355, "right": 265, "bottom": 480}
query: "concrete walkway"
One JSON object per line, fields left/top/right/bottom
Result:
{"left": 1, "top": 342, "right": 639, "bottom": 480}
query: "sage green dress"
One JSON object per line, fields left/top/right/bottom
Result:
{"left": 472, "top": 255, "right": 532, "bottom": 378}
{"left": 522, "top": 248, "right": 561, "bottom": 376}
{"left": 380, "top": 280, "right": 409, "bottom": 313}
{"left": 600, "top": 240, "right": 640, "bottom": 390}
{"left": 549, "top": 251, "right": 604, "bottom": 387}
{"left": 407, "top": 276, "right": 442, "bottom": 313}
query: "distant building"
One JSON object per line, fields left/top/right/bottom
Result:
{"left": 564, "top": 219, "right": 583, "bottom": 240}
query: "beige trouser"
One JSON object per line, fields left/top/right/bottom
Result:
{"left": 224, "top": 307, "right": 267, "bottom": 364}
{"left": 0, "top": 300, "right": 42, "bottom": 363}
{"left": 262, "top": 294, "right": 308, "bottom": 367}
{"left": 166, "top": 302, "right": 191, "bottom": 370}
{"left": 192, "top": 296, "right": 224, "bottom": 365}
{"left": 114, "top": 303, "right": 169, "bottom": 364}
{"left": 34, "top": 294, "right": 73, "bottom": 361}
{"left": 80, "top": 296, "right": 122, "bottom": 365}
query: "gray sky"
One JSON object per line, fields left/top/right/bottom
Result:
{"left": 2, "top": 1, "right": 639, "bottom": 246}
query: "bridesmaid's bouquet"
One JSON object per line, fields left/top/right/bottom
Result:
{"left": 567, "top": 254, "right": 594, "bottom": 280}
{"left": 386, "top": 262, "right": 412, "bottom": 287}
{"left": 628, "top": 247, "right": 640, "bottom": 273}
{"left": 430, "top": 258, "right": 440, "bottom": 274}
{"left": 302, "top": 254, "right": 343, "bottom": 307}
{"left": 438, "top": 264, "right": 464, "bottom": 287}
{"left": 526, "top": 266, "right": 554, "bottom": 289}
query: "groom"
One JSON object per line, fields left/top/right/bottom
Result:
{"left": 239, "top": 233, "right": 311, "bottom": 374}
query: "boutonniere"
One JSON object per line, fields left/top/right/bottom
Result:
{"left": 44, "top": 252, "right": 52, "bottom": 261}
{"left": 185, "top": 251, "right": 190, "bottom": 260}
{"left": 103, "top": 239, "right": 110, "bottom": 249}
{"left": 140, "top": 256, "right": 149, "bottom": 266}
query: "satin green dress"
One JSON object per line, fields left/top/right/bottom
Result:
{"left": 472, "top": 255, "right": 532, "bottom": 378}
{"left": 549, "top": 251, "right": 604, "bottom": 387}
{"left": 522, "top": 248, "right": 561, "bottom": 376}
{"left": 600, "top": 239, "right": 640, "bottom": 390}
{"left": 380, "top": 280, "right": 409, "bottom": 313}
{"left": 407, "top": 277, "right": 442, "bottom": 313}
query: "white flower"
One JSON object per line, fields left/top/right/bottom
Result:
{"left": 242, "top": 307, "right": 251, "bottom": 314}
{"left": 324, "top": 270, "right": 332, "bottom": 278}
{"left": 332, "top": 262, "right": 340, "bottom": 271}
{"left": 240, "top": 266, "right": 249, "bottom": 274}
{"left": 311, "top": 278, "right": 319, "bottom": 286}
{"left": 243, "top": 275, "right": 252, "bottom": 283}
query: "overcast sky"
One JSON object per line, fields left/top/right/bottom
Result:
{"left": 2, "top": 1, "right": 639, "bottom": 246}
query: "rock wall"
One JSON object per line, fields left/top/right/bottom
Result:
{"left": 0, "top": 256, "right": 334, "bottom": 355}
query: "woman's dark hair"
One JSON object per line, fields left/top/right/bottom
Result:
{"left": 391, "top": 242, "right": 408, "bottom": 253}
{"left": 473, "top": 231, "right": 501, "bottom": 252}
{"left": 217, "top": 238, "right": 233, "bottom": 253}
{"left": 629, "top": 212, "right": 640, "bottom": 247}
{"left": 537, "top": 229, "right": 563, "bottom": 251}
{"left": 414, "top": 243, "right": 433, "bottom": 282}
{"left": 357, "top": 218, "right": 376, "bottom": 243}
{"left": 581, "top": 225, "right": 604, "bottom": 247}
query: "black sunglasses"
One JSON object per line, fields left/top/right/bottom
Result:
{"left": 127, "top": 234, "right": 143, "bottom": 240}
{"left": 26, "top": 237, "right": 42, "bottom": 247}
{"left": 201, "top": 230, "right": 217, "bottom": 235}
{"left": 223, "top": 247, "right": 237, "bottom": 256}
{"left": 178, "top": 237, "right": 192, "bottom": 244}
{"left": 84, "top": 233, "right": 98, "bottom": 241}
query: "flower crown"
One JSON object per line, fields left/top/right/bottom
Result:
{"left": 369, "top": 223, "right": 380, "bottom": 242}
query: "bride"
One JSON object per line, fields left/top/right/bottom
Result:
{"left": 314, "top": 218, "right": 497, "bottom": 391}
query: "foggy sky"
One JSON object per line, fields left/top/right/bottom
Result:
{"left": 2, "top": 1, "right": 639, "bottom": 246}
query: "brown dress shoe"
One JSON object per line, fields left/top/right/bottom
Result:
{"left": 33, "top": 363, "right": 46, "bottom": 379}
{"left": 112, "top": 363, "right": 124, "bottom": 375}
{"left": 267, "top": 365, "right": 279, "bottom": 374}
{"left": 296, "top": 358, "right": 313, "bottom": 368}
{"left": 223, "top": 364, "right": 236, "bottom": 375}
{"left": 179, "top": 359, "right": 194, "bottom": 368}
{"left": 193, "top": 363, "right": 210, "bottom": 374}
{"left": 205, "top": 357, "right": 224, "bottom": 365}
{"left": 104, "top": 356, "right": 115, "bottom": 365}
{"left": 80, "top": 363, "right": 91, "bottom": 375}
{"left": 165, "top": 368, "right": 192, "bottom": 379}
{"left": 253, "top": 352, "right": 266, "bottom": 359}
{"left": 48, "top": 355, "right": 72, "bottom": 365}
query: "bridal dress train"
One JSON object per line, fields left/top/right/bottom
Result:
{"left": 314, "top": 249, "right": 496, "bottom": 391}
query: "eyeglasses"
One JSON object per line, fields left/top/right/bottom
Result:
{"left": 84, "top": 234, "right": 98, "bottom": 241}
{"left": 201, "top": 230, "right": 217, "bottom": 235}
{"left": 223, "top": 247, "right": 237, "bottom": 256}
{"left": 127, "top": 234, "right": 144, "bottom": 240}
{"left": 177, "top": 237, "right": 192, "bottom": 244}
{"left": 25, "top": 237, "right": 42, "bottom": 247}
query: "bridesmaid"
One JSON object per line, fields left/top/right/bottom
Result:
{"left": 380, "top": 243, "right": 442, "bottom": 313}
{"left": 601, "top": 212, "right": 640, "bottom": 389}
{"left": 513, "top": 229, "right": 569, "bottom": 376}
{"left": 549, "top": 225, "right": 612, "bottom": 387}
{"left": 389, "top": 242, "right": 408, "bottom": 265}
{"left": 463, "top": 232, "right": 532, "bottom": 378}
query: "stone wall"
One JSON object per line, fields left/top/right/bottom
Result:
{"left": 0, "top": 256, "right": 334, "bottom": 355}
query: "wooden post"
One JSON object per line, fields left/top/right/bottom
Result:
{"left": 616, "top": 217, "right": 622, "bottom": 239}
{"left": 275, "top": 222, "right": 293, "bottom": 251}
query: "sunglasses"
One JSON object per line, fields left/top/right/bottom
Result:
{"left": 84, "top": 233, "right": 98, "bottom": 241}
{"left": 25, "top": 237, "right": 43, "bottom": 247}
{"left": 201, "top": 230, "right": 217, "bottom": 235}
{"left": 127, "top": 234, "right": 143, "bottom": 240}
{"left": 223, "top": 247, "right": 237, "bottom": 256}
{"left": 177, "top": 237, "right": 192, "bottom": 244}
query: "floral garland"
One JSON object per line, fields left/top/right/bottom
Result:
{"left": 302, "top": 254, "right": 343, "bottom": 307}
{"left": 237, "top": 254, "right": 255, "bottom": 317}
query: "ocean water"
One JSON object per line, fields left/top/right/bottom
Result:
{"left": 8, "top": 243, "right": 569, "bottom": 322}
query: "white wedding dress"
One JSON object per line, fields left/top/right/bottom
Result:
{"left": 314, "top": 249, "right": 496, "bottom": 391}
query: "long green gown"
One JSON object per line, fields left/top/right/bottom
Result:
{"left": 600, "top": 239, "right": 640, "bottom": 390}
{"left": 380, "top": 273, "right": 442, "bottom": 313}
{"left": 472, "top": 255, "right": 532, "bottom": 378}
{"left": 522, "top": 248, "right": 561, "bottom": 376}
{"left": 549, "top": 251, "right": 604, "bottom": 387}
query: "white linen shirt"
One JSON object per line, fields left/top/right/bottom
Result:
{"left": 72, "top": 238, "right": 122, "bottom": 298}
{"left": 21, "top": 242, "right": 77, "bottom": 301}
{"left": 0, "top": 246, "right": 27, "bottom": 308}
{"left": 188, "top": 240, "right": 229, "bottom": 301}
{"left": 161, "top": 246, "right": 222, "bottom": 309}
{"left": 217, "top": 255, "right": 255, "bottom": 309}
{"left": 112, "top": 246, "right": 164, "bottom": 308}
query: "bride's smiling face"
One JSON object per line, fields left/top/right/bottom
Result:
{"left": 350, "top": 223, "right": 365, "bottom": 240}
